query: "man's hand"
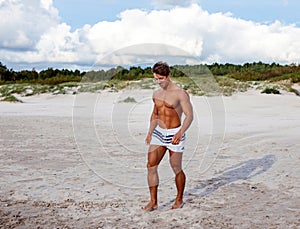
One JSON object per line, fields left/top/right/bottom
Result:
{"left": 145, "top": 132, "right": 152, "bottom": 145}
{"left": 172, "top": 131, "right": 182, "bottom": 145}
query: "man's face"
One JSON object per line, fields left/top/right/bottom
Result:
{"left": 153, "top": 73, "right": 169, "bottom": 89}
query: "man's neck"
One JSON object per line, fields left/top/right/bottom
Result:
{"left": 164, "top": 80, "right": 173, "bottom": 91}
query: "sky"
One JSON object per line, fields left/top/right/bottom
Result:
{"left": 1, "top": 0, "right": 300, "bottom": 71}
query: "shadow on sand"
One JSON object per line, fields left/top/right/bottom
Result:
{"left": 162, "top": 154, "right": 276, "bottom": 208}
{"left": 186, "top": 154, "right": 276, "bottom": 199}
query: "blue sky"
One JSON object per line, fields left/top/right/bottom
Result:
{"left": 1, "top": 0, "right": 300, "bottom": 71}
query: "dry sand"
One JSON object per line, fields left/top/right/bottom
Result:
{"left": 0, "top": 89, "right": 299, "bottom": 228}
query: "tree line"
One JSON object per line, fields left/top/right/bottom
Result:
{"left": 0, "top": 62, "right": 84, "bottom": 85}
{"left": 1, "top": 61, "right": 299, "bottom": 85}
{"left": 209, "top": 61, "right": 300, "bottom": 82}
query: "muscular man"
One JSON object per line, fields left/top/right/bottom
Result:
{"left": 142, "top": 61, "right": 193, "bottom": 211}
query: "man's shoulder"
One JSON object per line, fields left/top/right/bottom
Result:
{"left": 173, "top": 87, "right": 191, "bottom": 103}
{"left": 173, "top": 85, "right": 190, "bottom": 97}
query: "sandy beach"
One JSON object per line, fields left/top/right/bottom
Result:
{"left": 0, "top": 89, "right": 299, "bottom": 228}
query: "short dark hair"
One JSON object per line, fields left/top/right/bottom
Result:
{"left": 152, "top": 61, "right": 170, "bottom": 77}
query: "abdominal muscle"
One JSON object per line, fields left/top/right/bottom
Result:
{"left": 157, "top": 106, "right": 182, "bottom": 129}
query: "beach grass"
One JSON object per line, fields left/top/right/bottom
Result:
{"left": 1, "top": 94, "right": 23, "bottom": 103}
{"left": 0, "top": 76, "right": 298, "bottom": 102}
{"left": 119, "top": 97, "right": 137, "bottom": 103}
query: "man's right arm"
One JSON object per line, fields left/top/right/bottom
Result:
{"left": 145, "top": 102, "right": 158, "bottom": 144}
{"left": 149, "top": 104, "right": 158, "bottom": 133}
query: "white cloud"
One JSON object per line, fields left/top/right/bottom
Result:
{"left": 1, "top": 2, "right": 300, "bottom": 70}
{"left": 81, "top": 4, "right": 300, "bottom": 66}
{"left": 40, "top": 0, "right": 53, "bottom": 10}
{"left": 0, "top": 0, "right": 59, "bottom": 50}
{"left": 92, "top": 43, "right": 200, "bottom": 69}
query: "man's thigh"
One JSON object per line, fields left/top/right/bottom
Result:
{"left": 148, "top": 145, "right": 167, "bottom": 166}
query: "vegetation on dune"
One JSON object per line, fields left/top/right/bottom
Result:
{"left": 119, "top": 97, "right": 137, "bottom": 103}
{"left": 261, "top": 87, "right": 281, "bottom": 94}
{"left": 1, "top": 61, "right": 300, "bottom": 101}
{"left": 1, "top": 94, "right": 23, "bottom": 103}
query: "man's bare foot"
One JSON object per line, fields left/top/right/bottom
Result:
{"left": 141, "top": 202, "right": 158, "bottom": 211}
{"left": 171, "top": 200, "right": 184, "bottom": 209}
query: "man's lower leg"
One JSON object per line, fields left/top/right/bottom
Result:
{"left": 172, "top": 170, "right": 186, "bottom": 209}
{"left": 142, "top": 165, "right": 159, "bottom": 211}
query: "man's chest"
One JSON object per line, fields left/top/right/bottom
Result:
{"left": 154, "top": 94, "right": 180, "bottom": 109}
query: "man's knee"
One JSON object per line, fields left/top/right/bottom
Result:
{"left": 170, "top": 159, "right": 182, "bottom": 174}
{"left": 147, "top": 162, "right": 156, "bottom": 169}
{"left": 147, "top": 163, "right": 158, "bottom": 171}
{"left": 147, "top": 165, "right": 159, "bottom": 187}
{"left": 171, "top": 165, "right": 182, "bottom": 175}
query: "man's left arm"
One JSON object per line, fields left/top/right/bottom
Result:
{"left": 172, "top": 90, "right": 193, "bottom": 144}
{"left": 179, "top": 90, "right": 193, "bottom": 134}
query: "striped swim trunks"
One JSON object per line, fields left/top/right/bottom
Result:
{"left": 150, "top": 126, "right": 186, "bottom": 152}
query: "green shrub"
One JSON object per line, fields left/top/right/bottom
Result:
{"left": 261, "top": 87, "right": 281, "bottom": 94}
{"left": 119, "top": 97, "right": 137, "bottom": 103}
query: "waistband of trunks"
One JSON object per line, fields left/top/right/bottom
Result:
{"left": 155, "top": 125, "right": 181, "bottom": 133}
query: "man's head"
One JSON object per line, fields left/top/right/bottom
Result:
{"left": 152, "top": 61, "right": 170, "bottom": 77}
{"left": 152, "top": 61, "right": 171, "bottom": 89}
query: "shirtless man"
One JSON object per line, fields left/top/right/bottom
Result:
{"left": 142, "top": 61, "right": 193, "bottom": 211}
